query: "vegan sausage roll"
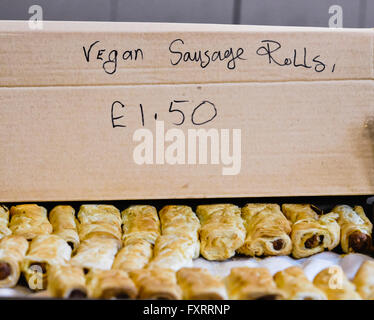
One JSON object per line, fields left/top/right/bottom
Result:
{"left": 77, "top": 205, "right": 122, "bottom": 243}
{"left": 177, "top": 267, "right": 227, "bottom": 300}
{"left": 0, "top": 205, "right": 11, "bottom": 240}
{"left": 9, "top": 204, "right": 52, "bottom": 240}
{"left": 22, "top": 234, "right": 72, "bottom": 290}
{"left": 159, "top": 205, "right": 200, "bottom": 258}
{"left": 86, "top": 269, "right": 138, "bottom": 299}
{"left": 353, "top": 260, "right": 374, "bottom": 299}
{"left": 274, "top": 266, "right": 327, "bottom": 300}
{"left": 196, "top": 204, "right": 245, "bottom": 260}
{"left": 130, "top": 268, "right": 182, "bottom": 300}
{"left": 70, "top": 237, "right": 120, "bottom": 272}
{"left": 47, "top": 264, "right": 87, "bottom": 298}
{"left": 49, "top": 205, "right": 80, "bottom": 251}
{"left": 313, "top": 266, "right": 361, "bottom": 300}
{"left": 332, "top": 205, "right": 372, "bottom": 253}
{"left": 0, "top": 235, "right": 29, "bottom": 288}
{"left": 225, "top": 267, "right": 284, "bottom": 300}
{"left": 237, "top": 203, "right": 292, "bottom": 257}
{"left": 282, "top": 204, "right": 340, "bottom": 259}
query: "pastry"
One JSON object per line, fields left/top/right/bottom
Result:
{"left": 313, "top": 266, "right": 361, "bottom": 300}
{"left": 274, "top": 266, "right": 327, "bottom": 300}
{"left": 86, "top": 269, "right": 138, "bottom": 299}
{"left": 130, "top": 268, "right": 182, "bottom": 299}
{"left": 332, "top": 205, "right": 372, "bottom": 253}
{"left": 282, "top": 204, "right": 340, "bottom": 258}
{"left": 0, "top": 235, "right": 29, "bottom": 288}
{"left": 196, "top": 204, "right": 245, "bottom": 260}
{"left": 49, "top": 205, "right": 80, "bottom": 251}
{"left": 9, "top": 204, "right": 52, "bottom": 240}
{"left": 225, "top": 267, "right": 284, "bottom": 300}
{"left": 22, "top": 234, "right": 72, "bottom": 290}
{"left": 237, "top": 203, "right": 292, "bottom": 257}
{"left": 177, "top": 267, "right": 226, "bottom": 300}
{"left": 353, "top": 260, "right": 374, "bottom": 299}
{"left": 0, "top": 205, "right": 11, "bottom": 240}
{"left": 47, "top": 264, "right": 87, "bottom": 298}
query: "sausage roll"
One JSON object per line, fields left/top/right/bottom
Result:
{"left": 22, "top": 234, "right": 72, "bottom": 290}
{"left": 0, "top": 205, "right": 11, "bottom": 240}
{"left": 47, "top": 264, "right": 87, "bottom": 298}
{"left": 353, "top": 260, "right": 374, "bottom": 299}
{"left": 177, "top": 267, "right": 227, "bottom": 300}
{"left": 196, "top": 204, "right": 245, "bottom": 260}
{"left": 122, "top": 205, "right": 160, "bottom": 244}
{"left": 332, "top": 205, "right": 372, "bottom": 253}
{"left": 49, "top": 205, "right": 80, "bottom": 251}
{"left": 313, "top": 266, "right": 361, "bottom": 300}
{"left": 274, "top": 266, "right": 327, "bottom": 300}
{"left": 70, "top": 237, "right": 120, "bottom": 272}
{"left": 112, "top": 238, "right": 152, "bottom": 272}
{"left": 9, "top": 204, "right": 52, "bottom": 240}
{"left": 282, "top": 204, "right": 340, "bottom": 258}
{"left": 159, "top": 205, "right": 200, "bottom": 258}
{"left": 77, "top": 204, "right": 122, "bottom": 243}
{"left": 237, "top": 203, "right": 292, "bottom": 257}
{"left": 0, "top": 235, "right": 29, "bottom": 288}
{"left": 225, "top": 267, "right": 284, "bottom": 300}
{"left": 130, "top": 268, "right": 182, "bottom": 300}
{"left": 86, "top": 269, "right": 138, "bottom": 299}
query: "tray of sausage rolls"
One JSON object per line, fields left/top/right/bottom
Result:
{"left": 0, "top": 197, "right": 373, "bottom": 300}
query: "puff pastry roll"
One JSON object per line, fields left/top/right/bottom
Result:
{"left": 332, "top": 205, "right": 372, "bottom": 253}
{"left": 282, "top": 204, "right": 340, "bottom": 258}
{"left": 274, "top": 266, "right": 327, "bottom": 300}
{"left": 0, "top": 205, "right": 11, "bottom": 240}
{"left": 353, "top": 260, "right": 374, "bottom": 299}
{"left": 9, "top": 204, "right": 52, "bottom": 240}
{"left": 112, "top": 238, "right": 152, "bottom": 272}
{"left": 225, "top": 267, "right": 284, "bottom": 300}
{"left": 130, "top": 268, "right": 182, "bottom": 300}
{"left": 86, "top": 269, "right": 138, "bottom": 299}
{"left": 77, "top": 205, "right": 122, "bottom": 243}
{"left": 70, "top": 238, "right": 120, "bottom": 272}
{"left": 47, "top": 264, "right": 87, "bottom": 298}
{"left": 313, "top": 266, "right": 361, "bottom": 300}
{"left": 177, "top": 267, "right": 226, "bottom": 300}
{"left": 22, "top": 234, "right": 72, "bottom": 289}
{"left": 49, "top": 205, "right": 80, "bottom": 251}
{"left": 196, "top": 204, "right": 245, "bottom": 260}
{"left": 0, "top": 235, "right": 29, "bottom": 288}
{"left": 237, "top": 203, "right": 292, "bottom": 257}
{"left": 159, "top": 205, "right": 200, "bottom": 258}
{"left": 122, "top": 205, "right": 160, "bottom": 244}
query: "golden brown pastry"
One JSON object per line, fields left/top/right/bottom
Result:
{"left": 0, "top": 235, "right": 29, "bottom": 288}
{"left": 282, "top": 204, "right": 340, "bottom": 258}
{"left": 274, "top": 266, "right": 327, "bottom": 300}
{"left": 237, "top": 203, "right": 292, "bottom": 257}
{"left": 70, "top": 237, "right": 120, "bottom": 272}
{"left": 332, "top": 205, "right": 372, "bottom": 253}
{"left": 130, "top": 268, "right": 182, "bottom": 299}
{"left": 9, "top": 204, "right": 52, "bottom": 240}
{"left": 22, "top": 234, "right": 72, "bottom": 290}
{"left": 77, "top": 205, "right": 122, "bottom": 243}
{"left": 86, "top": 269, "right": 138, "bottom": 299}
{"left": 177, "top": 267, "right": 227, "bottom": 300}
{"left": 313, "top": 266, "right": 361, "bottom": 300}
{"left": 353, "top": 260, "right": 374, "bottom": 299}
{"left": 49, "top": 205, "right": 80, "bottom": 251}
{"left": 225, "top": 267, "right": 284, "bottom": 300}
{"left": 47, "top": 264, "right": 87, "bottom": 298}
{"left": 196, "top": 204, "right": 245, "bottom": 260}
{"left": 0, "top": 205, "right": 11, "bottom": 240}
